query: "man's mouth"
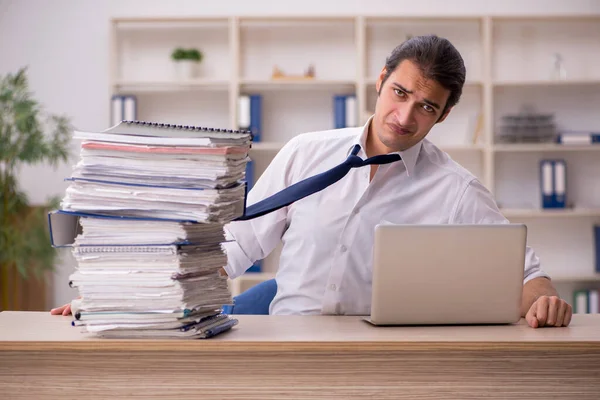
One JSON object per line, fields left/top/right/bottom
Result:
{"left": 388, "top": 123, "right": 413, "bottom": 136}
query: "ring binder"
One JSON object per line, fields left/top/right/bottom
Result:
{"left": 121, "top": 120, "right": 252, "bottom": 136}
{"left": 73, "top": 245, "right": 179, "bottom": 254}
{"left": 75, "top": 120, "right": 253, "bottom": 146}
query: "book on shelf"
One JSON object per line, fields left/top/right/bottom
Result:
{"left": 49, "top": 120, "right": 253, "bottom": 339}
{"left": 593, "top": 225, "right": 600, "bottom": 274}
{"left": 590, "top": 290, "right": 599, "bottom": 314}
{"left": 573, "top": 289, "right": 600, "bottom": 314}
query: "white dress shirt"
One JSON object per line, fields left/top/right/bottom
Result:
{"left": 223, "top": 118, "right": 549, "bottom": 315}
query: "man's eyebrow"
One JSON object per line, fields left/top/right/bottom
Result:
{"left": 392, "top": 82, "right": 442, "bottom": 111}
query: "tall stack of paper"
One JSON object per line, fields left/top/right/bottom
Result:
{"left": 53, "top": 120, "right": 252, "bottom": 339}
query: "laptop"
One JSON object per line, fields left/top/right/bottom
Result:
{"left": 364, "top": 223, "right": 526, "bottom": 326}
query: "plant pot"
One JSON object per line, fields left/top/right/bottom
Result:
{"left": 173, "top": 60, "right": 199, "bottom": 80}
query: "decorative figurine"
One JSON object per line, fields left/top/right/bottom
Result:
{"left": 552, "top": 53, "right": 567, "bottom": 80}
{"left": 271, "top": 64, "right": 316, "bottom": 80}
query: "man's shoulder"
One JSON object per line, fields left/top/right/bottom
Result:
{"left": 419, "top": 139, "right": 477, "bottom": 183}
{"left": 291, "top": 127, "right": 361, "bottom": 151}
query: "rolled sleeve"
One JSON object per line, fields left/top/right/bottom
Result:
{"left": 451, "top": 178, "right": 550, "bottom": 284}
{"left": 221, "top": 229, "right": 256, "bottom": 279}
{"left": 222, "top": 137, "right": 300, "bottom": 279}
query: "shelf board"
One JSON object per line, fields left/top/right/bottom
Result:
{"left": 240, "top": 79, "right": 356, "bottom": 91}
{"left": 239, "top": 17, "right": 355, "bottom": 28}
{"left": 439, "top": 144, "right": 485, "bottom": 152}
{"left": 113, "top": 17, "right": 229, "bottom": 25}
{"left": 114, "top": 79, "right": 229, "bottom": 93}
{"left": 494, "top": 143, "right": 600, "bottom": 152}
{"left": 491, "top": 15, "right": 600, "bottom": 21}
{"left": 501, "top": 208, "right": 600, "bottom": 218}
{"left": 551, "top": 275, "right": 600, "bottom": 283}
{"left": 250, "top": 142, "right": 285, "bottom": 152}
{"left": 365, "top": 16, "right": 482, "bottom": 23}
{"left": 114, "top": 19, "right": 230, "bottom": 30}
{"left": 250, "top": 143, "right": 483, "bottom": 153}
{"left": 493, "top": 79, "right": 600, "bottom": 88}
{"left": 364, "top": 78, "right": 483, "bottom": 87}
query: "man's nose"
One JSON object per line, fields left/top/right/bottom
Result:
{"left": 394, "top": 103, "right": 417, "bottom": 127}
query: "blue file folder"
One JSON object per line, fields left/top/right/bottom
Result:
{"left": 540, "top": 159, "right": 567, "bottom": 209}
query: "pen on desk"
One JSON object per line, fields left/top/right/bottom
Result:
{"left": 179, "top": 314, "right": 225, "bottom": 332}
{"left": 202, "top": 318, "right": 238, "bottom": 338}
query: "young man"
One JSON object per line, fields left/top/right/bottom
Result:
{"left": 53, "top": 35, "right": 572, "bottom": 328}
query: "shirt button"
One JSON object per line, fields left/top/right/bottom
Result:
{"left": 329, "top": 284, "right": 337, "bottom": 291}
{"left": 353, "top": 208, "right": 359, "bottom": 215}
{"left": 340, "top": 245, "right": 347, "bottom": 253}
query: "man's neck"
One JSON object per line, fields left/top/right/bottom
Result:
{"left": 365, "top": 120, "right": 391, "bottom": 158}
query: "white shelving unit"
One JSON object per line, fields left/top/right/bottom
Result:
{"left": 501, "top": 208, "right": 600, "bottom": 219}
{"left": 109, "top": 15, "right": 600, "bottom": 297}
{"left": 114, "top": 79, "right": 230, "bottom": 93}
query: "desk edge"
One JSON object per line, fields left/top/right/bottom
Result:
{"left": 2, "top": 341, "right": 600, "bottom": 352}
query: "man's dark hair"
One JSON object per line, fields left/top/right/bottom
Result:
{"left": 380, "top": 35, "right": 466, "bottom": 116}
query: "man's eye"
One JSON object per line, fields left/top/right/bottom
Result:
{"left": 393, "top": 89, "right": 405, "bottom": 97}
{"left": 423, "top": 104, "right": 434, "bottom": 113}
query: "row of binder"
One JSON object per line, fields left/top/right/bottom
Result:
{"left": 334, "top": 95, "right": 358, "bottom": 129}
{"left": 238, "top": 95, "right": 262, "bottom": 142}
{"left": 239, "top": 93, "right": 359, "bottom": 136}
{"left": 111, "top": 95, "right": 137, "bottom": 127}
{"left": 540, "top": 159, "right": 567, "bottom": 209}
{"left": 574, "top": 289, "right": 600, "bottom": 314}
{"left": 112, "top": 93, "right": 359, "bottom": 141}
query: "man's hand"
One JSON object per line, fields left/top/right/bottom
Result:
{"left": 50, "top": 298, "right": 80, "bottom": 316}
{"left": 50, "top": 303, "right": 72, "bottom": 316}
{"left": 525, "top": 295, "right": 572, "bottom": 328}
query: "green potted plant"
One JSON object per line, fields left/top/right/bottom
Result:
{"left": 0, "top": 67, "right": 71, "bottom": 310}
{"left": 171, "top": 47, "right": 204, "bottom": 80}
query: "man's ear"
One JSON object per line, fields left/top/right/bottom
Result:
{"left": 376, "top": 67, "right": 387, "bottom": 96}
{"left": 436, "top": 107, "right": 453, "bottom": 124}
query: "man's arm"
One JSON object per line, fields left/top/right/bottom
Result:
{"left": 521, "top": 277, "right": 572, "bottom": 328}
{"left": 451, "top": 179, "right": 571, "bottom": 328}
{"left": 222, "top": 137, "right": 301, "bottom": 279}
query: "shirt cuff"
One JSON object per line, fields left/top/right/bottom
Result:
{"left": 523, "top": 269, "right": 551, "bottom": 285}
{"left": 221, "top": 238, "right": 254, "bottom": 280}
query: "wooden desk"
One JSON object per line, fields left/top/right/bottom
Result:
{"left": 1, "top": 312, "right": 600, "bottom": 399}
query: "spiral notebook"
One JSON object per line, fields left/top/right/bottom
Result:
{"left": 74, "top": 120, "right": 253, "bottom": 146}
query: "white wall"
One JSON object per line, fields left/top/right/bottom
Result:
{"left": 1, "top": 0, "right": 599, "bottom": 308}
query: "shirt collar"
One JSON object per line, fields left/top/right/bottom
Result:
{"left": 347, "top": 115, "right": 422, "bottom": 177}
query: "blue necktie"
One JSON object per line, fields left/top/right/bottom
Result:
{"left": 236, "top": 144, "right": 402, "bottom": 221}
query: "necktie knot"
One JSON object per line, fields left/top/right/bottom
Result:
{"left": 345, "top": 144, "right": 402, "bottom": 168}
{"left": 345, "top": 154, "right": 366, "bottom": 168}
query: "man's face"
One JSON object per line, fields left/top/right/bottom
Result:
{"left": 372, "top": 59, "right": 452, "bottom": 153}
